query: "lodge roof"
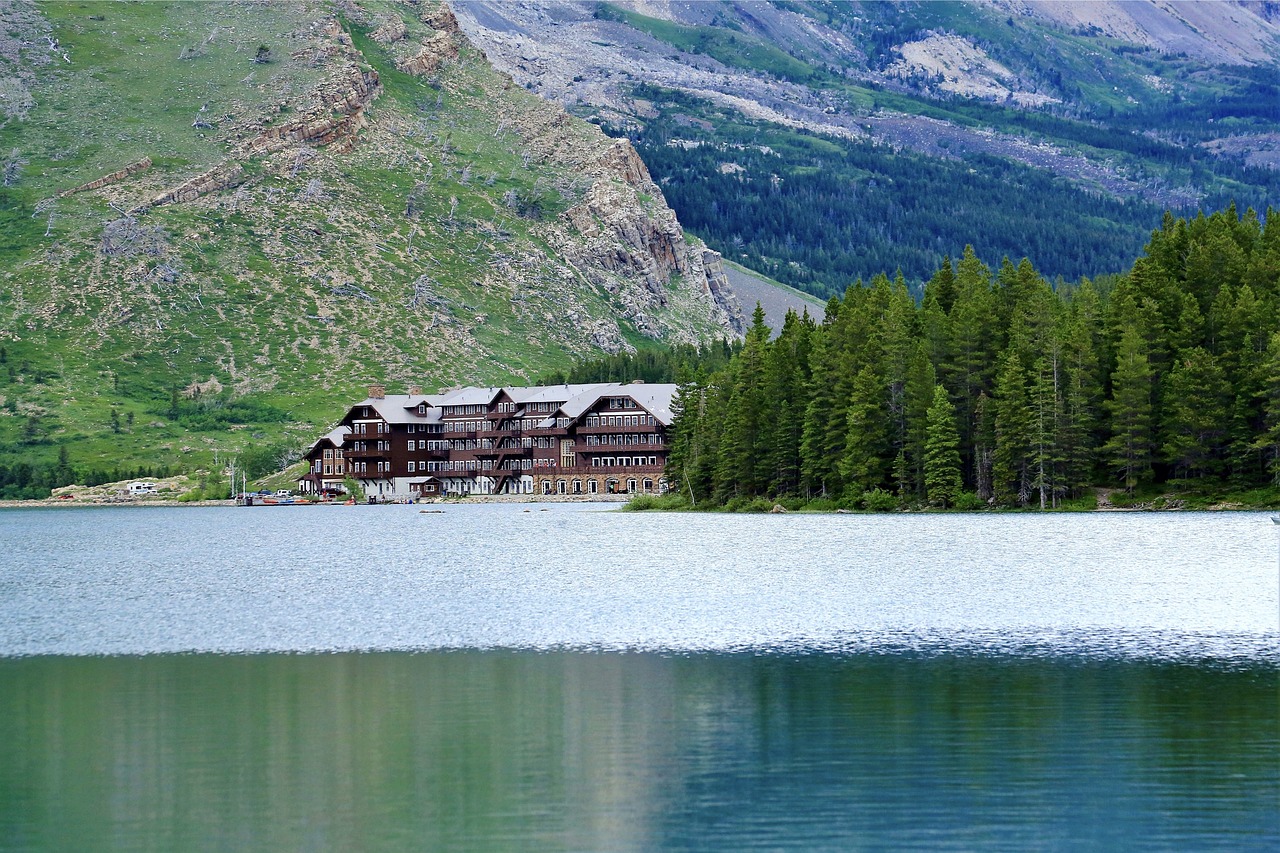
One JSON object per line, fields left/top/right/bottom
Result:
{"left": 305, "top": 425, "right": 350, "bottom": 455}
{"left": 329, "top": 381, "right": 677, "bottom": 434}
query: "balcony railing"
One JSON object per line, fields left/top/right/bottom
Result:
{"left": 574, "top": 424, "right": 661, "bottom": 435}
{"left": 343, "top": 447, "right": 390, "bottom": 460}
{"left": 545, "top": 464, "right": 666, "bottom": 476}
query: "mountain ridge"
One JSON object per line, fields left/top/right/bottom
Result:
{"left": 0, "top": 0, "right": 742, "bottom": 476}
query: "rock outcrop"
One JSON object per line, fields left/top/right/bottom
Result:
{"left": 59, "top": 157, "right": 152, "bottom": 198}
{"left": 138, "top": 162, "right": 245, "bottom": 212}
{"left": 242, "top": 65, "right": 381, "bottom": 156}
{"left": 396, "top": 33, "right": 459, "bottom": 76}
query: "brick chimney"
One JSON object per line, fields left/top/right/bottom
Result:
{"left": 368, "top": 384, "right": 385, "bottom": 399}
{"left": 409, "top": 386, "right": 423, "bottom": 396}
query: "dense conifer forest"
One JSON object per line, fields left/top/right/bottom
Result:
{"left": 659, "top": 206, "right": 1280, "bottom": 510}
{"left": 618, "top": 85, "right": 1280, "bottom": 297}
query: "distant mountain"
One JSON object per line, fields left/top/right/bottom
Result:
{"left": 453, "top": 0, "right": 1280, "bottom": 295}
{"left": 0, "top": 0, "right": 743, "bottom": 475}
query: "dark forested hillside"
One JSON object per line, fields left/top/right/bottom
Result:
{"left": 664, "top": 205, "right": 1280, "bottom": 510}
{"left": 454, "top": 1, "right": 1280, "bottom": 299}
{"left": 622, "top": 91, "right": 1166, "bottom": 295}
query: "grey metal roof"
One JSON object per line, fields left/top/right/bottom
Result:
{"left": 437, "top": 386, "right": 503, "bottom": 406}
{"left": 306, "top": 425, "right": 350, "bottom": 454}
{"left": 554, "top": 382, "right": 677, "bottom": 425}
{"left": 326, "top": 382, "right": 676, "bottom": 442}
{"left": 625, "top": 384, "right": 678, "bottom": 424}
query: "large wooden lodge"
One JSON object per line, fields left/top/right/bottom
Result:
{"left": 300, "top": 382, "right": 675, "bottom": 500}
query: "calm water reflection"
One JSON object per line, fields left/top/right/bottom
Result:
{"left": 1, "top": 505, "right": 1277, "bottom": 850}
{"left": 2, "top": 653, "right": 1276, "bottom": 851}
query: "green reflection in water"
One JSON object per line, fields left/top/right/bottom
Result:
{"left": 1, "top": 653, "right": 1276, "bottom": 851}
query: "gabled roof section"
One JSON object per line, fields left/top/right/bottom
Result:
{"left": 624, "top": 384, "right": 678, "bottom": 424}
{"left": 557, "top": 382, "right": 678, "bottom": 425}
{"left": 306, "top": 425, "right": 350, "bottom": 455}
{"left": 342, "top": 395, "right": 433, "bottom": 425}
{"left": 438, "top": 386, "right": 504, "bottom": 407}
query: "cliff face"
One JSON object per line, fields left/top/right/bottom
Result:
{"left": 0, "top": 0, "right": 740, "bottom": 468}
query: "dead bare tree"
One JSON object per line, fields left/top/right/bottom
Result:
{"left": 2, "top": 149, "right": 26, "bottom": 186}
{"left": 297, "top": 177, "right": 324, "bottom": 202}
{"left": 290, "top": 147, "right": 315, "bottom": 177}
{"left": 406, "top": 274, "right": 445, "bottom": 310}
{"left": 192, "top": 103, "right": 213, "bottom": 130}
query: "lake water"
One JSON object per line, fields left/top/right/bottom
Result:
{"left": 1, "top": 505, "right": 1277, "bottom": 850}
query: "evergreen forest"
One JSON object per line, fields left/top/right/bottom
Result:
{"left": 616, "top": 84, "right": 1280, "bottom": 297}
{"left": 661, "top": 205, "right": 1280, "bottom": 511}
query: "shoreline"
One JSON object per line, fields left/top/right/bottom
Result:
{"left": 1, "top": 496, "right": 1274, "bottom": 512}
{"left": 0, "top": 494, "right": 634, "bottom": 510}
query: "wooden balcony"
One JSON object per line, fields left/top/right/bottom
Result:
{"left": 549, "top": 464, "right": 666, "bottom": 476}
{"left": 574, "top": 423, "right": 661, "bottom": 435}
{"left": 343, "top": 447, "right": 390, "bottom": 460}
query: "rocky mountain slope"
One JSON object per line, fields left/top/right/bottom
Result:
{"left": 452, "top": 1, "right": 1280, "bottom": 291}
{"left": 453, "top": 0, "right": 1280, "bottom": 194}
{"left": 0, "top": 0, "right": 742, "bottom": 472}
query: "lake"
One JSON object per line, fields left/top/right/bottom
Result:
{"left": 1, "top": 505, "right": 1277, "bottom": 850}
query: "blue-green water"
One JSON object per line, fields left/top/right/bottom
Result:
{"left": 1, "top": 505, "right": 1277, "bottom": 850}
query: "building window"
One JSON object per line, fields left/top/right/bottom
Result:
{"left": 643, "top": 478, "right": 653, "bottom": 492}
{"left": 407, "top": 461, "right": 416, "bottom": 473}
{"left": 572, "top": 479, "right": 582, "bottom": 495}
{"left": 557, "top": 480, "right": 566, "bottom": 495}
{"left": 628, "top": 479, "right": 637, "bottom": 493}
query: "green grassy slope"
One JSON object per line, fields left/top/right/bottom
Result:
{"left": 0, "top": 1, "right": 731, "bottom": 484}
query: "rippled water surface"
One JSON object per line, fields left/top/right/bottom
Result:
{"left": 1, "top": 505, "right": 1277, "bottom": 850}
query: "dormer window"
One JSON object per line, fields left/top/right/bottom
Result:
{"left": 418, "top": 404, "right": 425, "bottom": 414}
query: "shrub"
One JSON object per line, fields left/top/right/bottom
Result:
{"left": 860, "top": 488, "right": 899, "bottom": 512}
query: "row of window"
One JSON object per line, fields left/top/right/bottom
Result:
{"left": 606, "top": 398, "right": 638, "bottom": 409}
{"left": 423, "top": 460, "right": 489, "bottom": 472}
{"left": 583, "top": 434, "right": 661, "bottom": 446}
{"left": 589, "top": 457, "right": 658, "bottom": 467}
{"left": 584, "top": 414, "right": 654, "bottom": 427}
{"left": 542, "top": 477, "right": 658, "bottom": 496}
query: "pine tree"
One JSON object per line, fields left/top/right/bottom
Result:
{"left": 924, "top": 384, "right": 963, "bottom": 507}
{"left": 903, "top": 342, "right": 937, "bottom": 497}
{"left": 1161, "top": 347, "right": 1231, "bottom": 480}
{"left": 764, "top": 309, "right": 812, "bottom": 495}
{"left": 1102, "top": 327, "right": 1154, "bottom": 491}
{"left": 945, "top": 246, "right": 996, "bottom": 467}
{"left": 1253, "top": 332, "right": 1280, "bottom": 485}
{"left": 973, "top": 391, "right": 995, "bottom": 502}
{"left": 1060, "top": 289, "right": 1102, "bottom": 496}
{"left": 1028, "top": 352, "right": 1065, "bottom": 508}
{"left": 841, "top": 365, "right": 889, "bottom": 494}
{"left": 993, "top": 350, "right": 1032, "bottom": 506}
